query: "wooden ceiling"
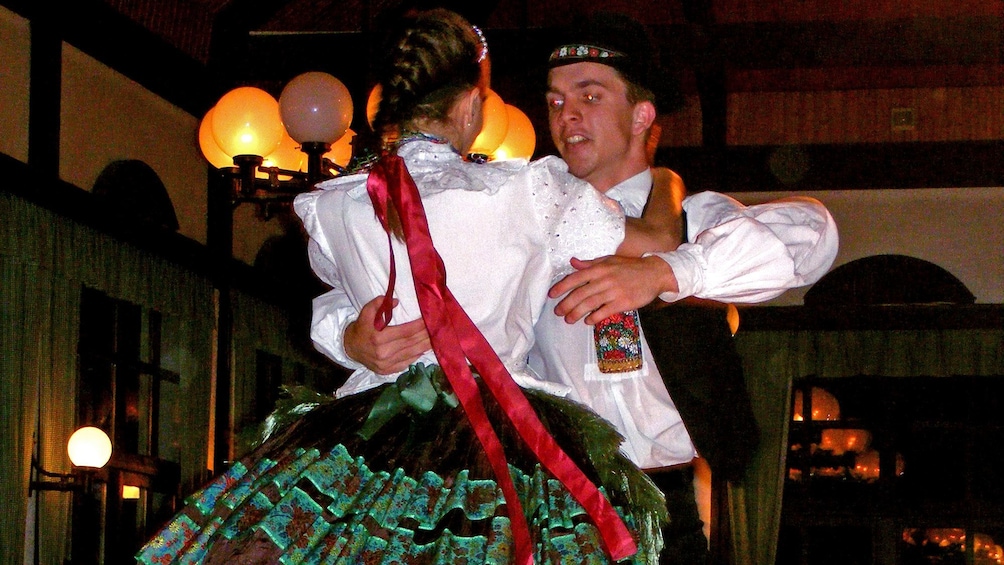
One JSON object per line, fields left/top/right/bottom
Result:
{"left": 9, "top": 0, "right": 1004, "bottom": 191}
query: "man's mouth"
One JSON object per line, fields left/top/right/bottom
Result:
{"left": 564, "top": 134, "right": 588, "bottom": 145}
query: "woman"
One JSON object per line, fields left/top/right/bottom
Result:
{"left": 137, "top": 9, "right": 666, "bottom": 564}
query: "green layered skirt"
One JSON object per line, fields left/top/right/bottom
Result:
{"left": 137, "top": 370, "right": 666, "bottom": 564}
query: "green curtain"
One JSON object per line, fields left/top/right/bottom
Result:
{"left": 729, "top": 326, "right": 1004, "bottom": 565}
{"left": 1, "top": 191, "right": 216, "bottom": 563}
{"left": 230, "top": 289, "right": 338, "bottom": 457}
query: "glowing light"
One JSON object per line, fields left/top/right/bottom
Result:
{"left": 67, "top": 427, "right": 112, "bottom": 469}
{"left": 279, "top": 72, "right": 353, "bottom": 144}
{"left": 366, "top": 85, "right": 382, "bottom": 129}
{"left": 324, "top": 129, "right": 356, "bottom": 168}
{"left": 792, "top": 387, "right": 840, "bottom": 421}
{"left": 819, "top": 428, "right": 872, "bottom": 455}
{"left": 493, "top": 104, "right": 535, "bottom": 160}
{"left": 469, "top": 90, "right": 508, "bottom": 156}
{"left": 850, "top": 449, "right": 880, "bottom": 482}
{"left": 198, "top": 107, "right": 235, "bottom": 169}
{"left": 726, "top": 303, "right": 739, "bottom": 335}
{"left": 262, "top": 132, "right": 306, "bottom": 175}
{"left": 210, "top": 86, "right": 284, "bottom": 158}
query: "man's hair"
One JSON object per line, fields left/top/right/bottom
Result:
{"left": 624, "top": 79, "right": 656, "bottom": 108}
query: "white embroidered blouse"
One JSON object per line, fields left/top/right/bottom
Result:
{"left": 292, "top": 139, "right": 625, "bottom": 398}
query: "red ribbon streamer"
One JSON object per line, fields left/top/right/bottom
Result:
{"left": 365, "top": 155, "right": 637, "bottom": 563}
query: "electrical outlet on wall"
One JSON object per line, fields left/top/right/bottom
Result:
{"left": 891, "top": 107, "right": 917, "bottom": 131}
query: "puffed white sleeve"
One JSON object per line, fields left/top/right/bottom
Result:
{"left": 649, "top": 191, "right": 839, "bottom": 303}
{"left": 528, "top": 156, "right": 625, "bottom": 276}
{"left": 307, "top": 266, "right": 364, "bottom": 371}
{"left": 292, "top": 188, "right": 365, "bottom": 371}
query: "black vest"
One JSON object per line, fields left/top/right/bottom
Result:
{"left": 636, "top": 209, "right": 760, "bottom": 482}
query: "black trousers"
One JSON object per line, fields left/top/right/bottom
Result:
{"left": 647, "top": 465, "right": 710, "bottom": 565}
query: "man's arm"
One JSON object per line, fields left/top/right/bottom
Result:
{"left": 652, "top": 192, "right": 838, "bottom": 304}
{"left": 552, "top": 175, "right": 838, "bottom": 324}
{"left": 555, "top": 168, "right": 686, "bottom": 324}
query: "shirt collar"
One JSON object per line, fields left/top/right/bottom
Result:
{"left": 603, "top": 168, "right": 652, "bottom": 217}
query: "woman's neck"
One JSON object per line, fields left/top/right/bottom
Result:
{"left": 409, "top": 119, "right": 464, "bottom": 153}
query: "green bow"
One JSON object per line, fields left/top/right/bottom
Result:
{"left": 358, "top": 363, "right": 459, "bottom": 440}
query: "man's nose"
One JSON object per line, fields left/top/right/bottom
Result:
{"left": 556, "top": 101, "right": 581, "bottom": 123}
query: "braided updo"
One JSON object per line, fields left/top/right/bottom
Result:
{"left": 371, "top": 9, "right": 488, "bottom": 141}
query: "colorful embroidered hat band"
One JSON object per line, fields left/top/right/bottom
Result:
{"left": 548, "top": 44, "right": 626, "bottom": 65}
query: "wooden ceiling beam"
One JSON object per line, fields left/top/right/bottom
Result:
{"left": 207, "top": 0, "right": 300, "bottom": 92}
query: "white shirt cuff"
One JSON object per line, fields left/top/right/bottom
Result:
{"left": 647, "top": 246, "right": 705, "bottom": 303}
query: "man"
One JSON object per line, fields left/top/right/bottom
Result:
{"left": 530, "top": 12, "right": 837, "bottom": 564}
{"left": 325, "top": 11, "right": 838, "bottom": 564}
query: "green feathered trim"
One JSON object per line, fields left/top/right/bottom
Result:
{"left": 520, "top": 387, "right": 669, "bottom": 559}
{"left": 236, "top": 385, "right": 334, "bottom": 454}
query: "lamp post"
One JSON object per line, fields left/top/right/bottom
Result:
{"left": 200, "top": 72, "right": 353, "bottom": 473}
{"left": 30, "top": 427, "right": 112, "bottom": 565}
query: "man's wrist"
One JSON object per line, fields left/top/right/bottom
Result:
{"left": 644, "top": 254, "right": 679, "bottom": 295}
{"left": 643, "top": 252, "right": 690, "bottom": 303}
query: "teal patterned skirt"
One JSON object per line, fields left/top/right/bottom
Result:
{"left": 137, "top": 376, "right": 666, "bottom": 564}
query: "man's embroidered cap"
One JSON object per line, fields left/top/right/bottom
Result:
{"left": 547, "top": 12, "right": 683, "bottom": 112}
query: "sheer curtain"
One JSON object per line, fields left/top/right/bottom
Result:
{"left": 229, "top": 289, "right": 337, "bottom": 455}
{"left": 1, "top": 191, "right": 215, "bottom": 562}
{"left": 729, "top": 325, "right": 1004, "bottom": 565}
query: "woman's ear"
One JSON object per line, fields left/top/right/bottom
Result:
{"left": 465, "top": 87, "right": 482, "bottom": 126}
{"left": 451, "top": 87, "right": 481, "bottom": 129}
{"left": 631, "top": 101, "right": 657, "bottom": 136}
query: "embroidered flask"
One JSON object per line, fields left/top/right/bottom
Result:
{"left": 594, "top": 310, "right": 643, "bottom": 373}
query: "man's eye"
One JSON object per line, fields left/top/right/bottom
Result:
{"left": 548, "top": 98, "right": 564, "bottom": 109}
{"left": 584, "top": 93, "right": 598, "bottom": 102}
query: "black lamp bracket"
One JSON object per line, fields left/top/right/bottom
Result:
{"left": 28, "top": 455, "right": 91, "bottom": 494}
{"left": 224, "top": 142, "right": 341, "bottom": 217}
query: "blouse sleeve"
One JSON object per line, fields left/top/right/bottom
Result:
{"left": 306, "top": 267, "right": 364, "bottom": 371}
{"left": 292, "top": 186, "right": 365, "bottom": 371}
{"left": 649, "top": 191, "right": 839, "bottom": 303}
{"left": 528, "top": 156, "right": 625, "bottom": 277}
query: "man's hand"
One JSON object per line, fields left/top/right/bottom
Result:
{"left": 549, "top": 255, "right": 680, "bottom": 325}
{"left": 344, "top": 296, "right": 431, "bottom": 374}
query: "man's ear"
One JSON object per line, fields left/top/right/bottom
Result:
{"left": 631, "top": 101, "right": 657, "bottom": 136}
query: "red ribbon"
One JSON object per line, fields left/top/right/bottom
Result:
{"left": 365, "top": 155, "right": 637, "bottom": 563}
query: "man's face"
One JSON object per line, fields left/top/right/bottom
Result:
{"left": 546, "top": 62, "right": 639, "bottom": 192}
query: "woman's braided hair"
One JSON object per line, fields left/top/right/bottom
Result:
{"left": 371, "top": 9, "right": 486, "bottom": 141}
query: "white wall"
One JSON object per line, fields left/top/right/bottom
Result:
{"left": 57, "top": 45, "right": 287, "bottom": 262}
{"left": 60, "top": 45, "right": 211, "bottom": 245}
{"left": 731, "top": 187, "right": 1004, "bottom": 305}
{"left": 0, "top": 6, "right": 30, "bottom": 164}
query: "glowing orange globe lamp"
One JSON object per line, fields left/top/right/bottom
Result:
{"left": 469, "top": 89, "right": 509, "bottom": 157}
{"left": 210, "top": 86, "right": 285, "bottom": 159}
{"left": 493, "top": 104, "right": 536, "bottom": 160}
